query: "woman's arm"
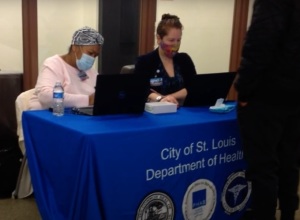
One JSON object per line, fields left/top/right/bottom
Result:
{"left": 35, "top": 57, "right": 91, "bottom": 108}
{"left": 168, "top": 88, "right": 187, "bottom": 106}
{"left": 148, "top": 88, "right": 187, "bottom": 106}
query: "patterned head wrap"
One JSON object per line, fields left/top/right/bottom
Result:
{"left": 71, "top": 26, "right": 104, "bottom": 46}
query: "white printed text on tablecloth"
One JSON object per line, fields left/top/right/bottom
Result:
{"left": 146, "top": 136, "right": 244, "bottom": 181}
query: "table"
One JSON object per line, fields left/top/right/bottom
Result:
{"left": 23, "top": 106, "right": 251, "bottom": 220}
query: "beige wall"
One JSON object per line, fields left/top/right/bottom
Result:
{"left": 248, "top": 0, "right": 255, "bottom": 27}
{"left": 0, "top": 0, "right": 22, "bottom": 72}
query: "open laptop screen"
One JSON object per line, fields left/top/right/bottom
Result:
{"left": 92, "top": 73, "right": 149, "bottom": 115}
{"left": 183, "top": 72, "right": 236, "bottom": 107}
{"left": 72, "top": 73, "right": 149, "bottom": 116}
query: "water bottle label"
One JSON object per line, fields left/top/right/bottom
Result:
{"left": 53, "top": 92, "right": 64, "bottom": 99}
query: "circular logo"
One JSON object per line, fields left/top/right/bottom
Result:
{"left": 221, "top": 171, "right": 252, "bottom": 214}
{"left": 136, "top": 192, "right": 174, "bottom": 220}
{"left": 182, "top": 179, "right": 217, "bottom": 220}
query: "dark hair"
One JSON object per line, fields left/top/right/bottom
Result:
{"left": 156, "top": 14, "right": 183, "bottom": 39}
{"left": 68, "top": 45, "right": 72, "bottom": 53}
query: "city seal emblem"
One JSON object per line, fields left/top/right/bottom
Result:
{"left": 221, "top": 171, "right": 252, "bottom": 214}
{"left": 182, "top": 179, "right": 217, "bottom": 220}
{"left": 136, "top": 192, "right": 174, "bottom": 220}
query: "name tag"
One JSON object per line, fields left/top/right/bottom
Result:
{"left": 78, "top": 71, "right": 89, "bottom": 81}
{"left": 150, "top": 77, "right": 163, "bottom": 86}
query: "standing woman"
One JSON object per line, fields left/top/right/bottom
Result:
{"left": 134, "top": 14, "right": 197, "bottom": 106}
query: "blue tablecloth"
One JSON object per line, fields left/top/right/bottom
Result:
{"left": 23, "top": 106, "right": 250, "bottom": 220}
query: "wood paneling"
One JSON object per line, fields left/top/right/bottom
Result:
{"left": 227, "top": 0, "right": 250, "bottom": 100}
{"left": 138, "top": 0, "right": 157, "bottom": 55}
{"left": 22, "top": 0, "right": 38, "bottom": 91}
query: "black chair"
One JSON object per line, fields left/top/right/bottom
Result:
{"left": 120, "top": 64, "right": 135, "bottom": 74}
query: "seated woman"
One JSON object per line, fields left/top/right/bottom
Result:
{"left": 29, "top": 26, "right": 104, "bottom": 110}
{"left": 134, "top": 13, "right": 197, "bottom": 106}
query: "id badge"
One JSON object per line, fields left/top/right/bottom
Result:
{"left": 150, "top": 77, "right": 163, "bottom": 86}
{"left": 78, "top": 71, "right": 89, "bottom": 81}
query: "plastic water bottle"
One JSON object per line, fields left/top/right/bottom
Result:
{"left": 52, "top": 82, "right": 64, "bottom": 116}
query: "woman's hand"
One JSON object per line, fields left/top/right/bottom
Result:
{"left": 161, "top": 95, "right": 179, "bottom": 106}
{"left": 148, "top": 89, "right": 179, "bottom": 107}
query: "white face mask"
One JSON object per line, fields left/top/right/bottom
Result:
{"left": 76, "top": 53, "right": 95, "bottom": 71}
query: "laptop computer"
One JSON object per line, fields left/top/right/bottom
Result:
{"left": 72, "top": 73, "right": 149, "bottom": 115}
{"left": 183, "top": 72, "right": 236, "bottom": 107}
